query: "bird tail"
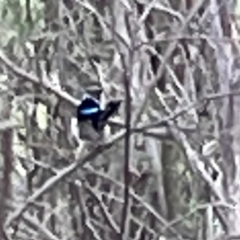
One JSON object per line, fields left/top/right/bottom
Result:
{"left": 101, "top": 101, "right": 121, "bottom": 122}
{"left": 92, "top": 101, "right": 121, "bottom": 131}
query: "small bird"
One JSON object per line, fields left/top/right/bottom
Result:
{"left": 77, "top": 96, "right": 121, "bottom": 131}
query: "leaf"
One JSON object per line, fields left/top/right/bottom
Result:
{"left": 202, "top": 140, "right": 218, "bottom": 157}
{"left": 36, "top": 103, "right": 48, "bottom": 131}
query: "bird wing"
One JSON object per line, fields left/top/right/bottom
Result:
{"left": 78, "top": 97, "right": 101, "bottom": 115}
{"left": 80, "top": 107, "right": 99, "bottom": 115}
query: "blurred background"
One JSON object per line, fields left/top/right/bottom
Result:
{"left": 0, "top": 0, "right": 240, "bottom": 240}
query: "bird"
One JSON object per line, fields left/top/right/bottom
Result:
{"left": 77, "top": 95, "right": 121, "bottom": 131}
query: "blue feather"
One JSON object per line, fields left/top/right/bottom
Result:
{"left": 80, "top": 107, "right": 100, "bottom": 115}
{"left": 77, "top": 95, "right": 121, "bottom": 132}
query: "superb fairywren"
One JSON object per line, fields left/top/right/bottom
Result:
{"left": 77, "top": 95, "right": 121, "bottom": 131}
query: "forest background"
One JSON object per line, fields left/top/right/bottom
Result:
{"left": 0, "top": 0, "right": 239, "bottom": 240}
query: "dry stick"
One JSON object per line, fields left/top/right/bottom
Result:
{"left": 133, "top": 0, "right": 207, "bottom": 125}
{"left": 2, "top": 46, "right": 240, "bottom": 134}
{"left": 83, "top": 182, "right": 120, "bottom": 234}
{"left": 22, "top": 213, "right": 60, "bottom": 240}
{"left": 164, "top": 201, "right": 236, "bottom": 232}
{"left": 85, "top": 165, "right": 184, "bottom": 240}
{"left": 2, "top": 4, "right": 233, "bottom": 233}
{"left": 5, "top": 131, "right": 125, "bottom": 229}
{"left": 119, "top": 57, "right": 131, "bottom": 239}
{"left": 24, "top": 156, "right": 121, "bottom": 237}
{"left": 0, "top": 44, "right": 131, "bottom": 234}
{"left": 0, "top": 50, "right": 79, "bottom": 107}
{"left": 138, "top": 89, "right": 240, "bottom": 130}
{"left": 104, "top": 2, "right": 133, "bottom": 238}
{"left": 0, "top": 0, "right": 206, "bottom": 128}
{"left": 136, "top": 35, "right": 238, "bottom": 50}
{"left": 0, "top": 50, "right": 126, "bottom": 232}
{"left": 114, "top": 6, "right": 136, "bottom": 238}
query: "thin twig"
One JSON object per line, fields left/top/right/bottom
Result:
{"left": 119, "top": 76, "right": 131, "bottom": 239}
{"left": 0, "top": 50, "right": 79, "bottom": 107}
{"left": 118, "top": 53, "right": 132, "bottom": 240}
{"left": 5, "top": 131, "right": 125, "bottom": 229}
{"left": 133, "top": 0, "right": 207, "bottom": 125}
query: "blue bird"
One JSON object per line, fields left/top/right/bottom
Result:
{"left": 77, "top": 96, "right": 121, "bottom": 131}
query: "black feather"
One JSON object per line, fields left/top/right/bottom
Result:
{"left": 77, "top": 97, "right": 121, "bottom": 131}
{"left": 93, "top": 100, "right": 121, "bottom": 131}
{"left": 77, "top": 97, "right": 101, "bottom": 122}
